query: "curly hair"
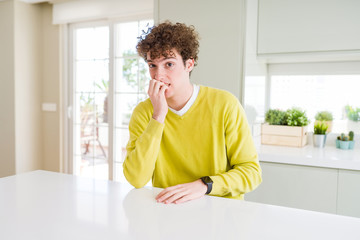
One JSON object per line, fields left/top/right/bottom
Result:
{"left": 137, "top": 21, "right": 200, "bottom": 67}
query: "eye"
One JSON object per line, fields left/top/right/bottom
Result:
{"left": 166, "top": 62, "right": 174, "bottom": 67}
{"left": 148, "top": 64, "right": 156, "bottom": 68}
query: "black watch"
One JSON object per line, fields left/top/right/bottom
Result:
{"left": 200, "top": 176, "right": 213, "bottom": 194}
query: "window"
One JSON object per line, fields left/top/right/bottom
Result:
{"left": 244, "top": 61, "right": 360, "bottom": 135}
{"left": 70, "top": 19, "right": 153, "bottom": 182}
{"left": 270, "top": 74, "right": 360, "bottom": 134}
{"left": 244, "top": 76, "right": 266, "bottom": 123}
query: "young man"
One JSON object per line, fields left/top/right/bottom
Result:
{"left": 123, "top": 21, "right": 262, "bottom": 204}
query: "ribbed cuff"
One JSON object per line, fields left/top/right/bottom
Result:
{"left": 208, "top": 175, "right": 223, "bottom": 196}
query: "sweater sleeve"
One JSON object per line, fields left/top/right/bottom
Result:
{"left": 209, "top": 100, "right": 262, "bottom": 198}
{"left": 123, "top": 105, "right": 164, "bottom": 188}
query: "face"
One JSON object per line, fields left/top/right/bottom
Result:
{"left": 146, "top": 49, "right": 194, "bottom": 99}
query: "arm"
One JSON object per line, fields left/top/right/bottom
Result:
{"left": 123, "top": 110, "right": 164, "bottom": 188}
{"left": 209, "top": 100, "right": 262, "bottom": 197}
{"left": 123, "top": 80, "right": 168, "bottom": 188}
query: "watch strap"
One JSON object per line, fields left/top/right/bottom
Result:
{"left": 201, "top": 176, "right": 213, "bottom": 194}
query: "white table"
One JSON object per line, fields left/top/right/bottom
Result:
{"left": 1, "top": 170, "right": 360, "bottom": 240}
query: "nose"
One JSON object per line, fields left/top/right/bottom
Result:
{"left": 154, "top": 67, "right": 165, "bottom": 80}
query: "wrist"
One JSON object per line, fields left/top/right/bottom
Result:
{"left": 152, "top": 114, "right": 165, "bottom": 124}
{"left": 200, "top": 176, "right": 213, "bottom": 194}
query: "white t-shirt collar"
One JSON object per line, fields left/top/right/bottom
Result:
{"left": 169, "top": 84, "right": 200, "bottom": 116}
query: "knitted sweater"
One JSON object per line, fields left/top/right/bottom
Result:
{"left": 123, "top": 86, "right": 262, "bottom": 199}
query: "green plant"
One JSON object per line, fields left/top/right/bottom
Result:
{"left": 345, "top": 105, "right": 360, "bottom": 122}
{"left": 315, "top": 111, "right": 333, "bottom": 121}
{"left": 95, "top": 79, "right": 109, "bottom": 93}
{"left": 349, "top": 131, "right": 354, "bottom": 141}
{"left": 122, "top": 50, "right": 150, "bottom": 92}
{"left": 265, "top": 109, "right": 287, "bottom": 125}
{"left": 314, "top": 121, "right": 328, "bottom": 135}
{"left": 338, "top": 133, "right": 350, "bottom": 141}
{"left": 285, "top": 108, "right": 310, "bottom": 126}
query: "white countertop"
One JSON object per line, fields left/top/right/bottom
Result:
{"left": 1, "top": 170, "right": 360, "bottom": 240}
{"left": 254, "top": 136, "right": 360, "bottom": 171}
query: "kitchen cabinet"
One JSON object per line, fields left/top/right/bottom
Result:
{"left": 337, "top": 170, "right": 360, "bottom": 218}
{"left": 245, "top": 162, "right": 338, "bottom": 214}
{"left": 257, "top": 0, "right": 360, "bottom": 56}
{"left": 246, "top": 160, "right": 360, "bottom": 218}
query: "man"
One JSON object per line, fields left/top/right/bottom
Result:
{"left": 123, "top": 21, "right": 262, "bottom": 204}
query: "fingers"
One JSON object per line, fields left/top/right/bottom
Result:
{"left": 155, "top": 185, "right": 185, "bottom": 204}
{"left": 173, "top": 194, "right": 192, "bottom": 204}
{"left": 148, "top": 79, "right": 167, "bottom": 96}
{"left": 148, "top": 79, "right": 169, "bottom": 124}
{"left": 155, "top": 180, "right": 206, "bottom": 204}
{"left": 159, "top": 84, "right": 168, "bottom": 96}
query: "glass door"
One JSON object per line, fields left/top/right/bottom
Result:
{"left": 113, "top": 20, "right": 152, "bottom": 182}
{"left": 69, "top": 19, "right": 153, "bottom": 182}
{"left": 72, "top": 24, "right": 110, "bottom": 180}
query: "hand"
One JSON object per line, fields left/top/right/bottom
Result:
{"left": 148, "top": 79, "right": 168, "bottom": 123}
{"left": 155, "top": 179, "right": 207, "bottom": 204}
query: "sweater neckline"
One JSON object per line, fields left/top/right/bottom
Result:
{"left": 167, "top": 85, "right": 205, "bottom": 120}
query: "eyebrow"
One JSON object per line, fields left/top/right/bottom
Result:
{"left": 146, "top": 56, "right": 176, "bottom": 62}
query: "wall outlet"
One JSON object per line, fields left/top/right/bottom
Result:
{"left": 42, "top": 103, "right": 57, "bottom": 112}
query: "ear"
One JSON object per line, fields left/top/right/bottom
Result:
{"left": 185, "top": 58, "right": 195, "bottom": 73}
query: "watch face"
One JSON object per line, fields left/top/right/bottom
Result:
{"left": 202, "top": 176, "right": 213, "bottom": 184}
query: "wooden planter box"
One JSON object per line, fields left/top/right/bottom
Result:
{"left": 261, "top": 124, "right": 308, "bottom": 147}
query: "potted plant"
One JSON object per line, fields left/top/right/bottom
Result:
{"left": 262, "top": 107, "right": 310, "bottom": 147}
{"left": 265, "top": 109, "right": 287, "bottom": 125}
{"left": 345, "top": 105, "right": 360, "bottom": 133}
{"left": 336, "top": 131, "right": 355, "bottom": 150}
{"left": 285, "top": 108, "right": 311, "bottom": 127}
{"left": 313, "top": 121, "right": 328, "bottom": 148}
{"left": 349, "top": 131, "right": 355, "bottom": 149}
{"left": 314, "top": 111, "right": 333, "bottom": 133}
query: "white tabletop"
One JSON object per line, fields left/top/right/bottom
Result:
{"left": 1, "top": 170, "right": 360, "bottom": 240}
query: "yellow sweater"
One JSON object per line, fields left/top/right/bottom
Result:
{"left": 123, "top": 86, "right": 262, "bottom": 199}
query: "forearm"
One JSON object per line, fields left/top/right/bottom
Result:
{"left": 123, "top": 118, "right": 164, "bottom": 188}
{"left": 209, "top": 160, "right": 262, "bottom": 197}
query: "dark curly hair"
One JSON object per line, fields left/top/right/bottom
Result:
{"left": 137, "top": 21, "right": 200, "bottom": 67}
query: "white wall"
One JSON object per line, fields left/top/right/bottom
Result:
{"left": 243, "top": 0, "right": 268, "bottom": 128}
{"left": 14, "top": 0, "right": 43, "bottom": 174}
{"left": 0, "top": 0, "right": 56, "bottom": 177}
{"left": 0, "top": 0, "right": 16, "bottom": 177}
{"left": 244, "top": 0, "right": 267, "bottom": 77}
{"left": 41, "top": 3, "right": 62, "bottom": 172}
{"left": 156, "top": 0, "right": 246, "bottom": 99}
